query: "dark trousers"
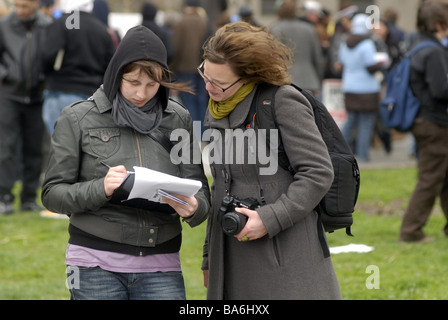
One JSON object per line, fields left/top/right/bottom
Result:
{"left": 400, "top": 118, "right": 448, "bottom": 241}
{"left": 175, "top": 72, "right": 208, "bottom": 135}
{"left": 0, "top": 96, "right": 44, "bottom": 203}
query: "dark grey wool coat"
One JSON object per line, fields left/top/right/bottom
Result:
{"left": 202, "top": 84, "right": 342, "bottom": 300}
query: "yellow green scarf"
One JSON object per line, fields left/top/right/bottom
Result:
{"left": 208, "top": 82, "right": 256, "bottom": 119}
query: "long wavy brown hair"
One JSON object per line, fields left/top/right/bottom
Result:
{"left": 202, "top": 21, "right": 293, "bottom": 86}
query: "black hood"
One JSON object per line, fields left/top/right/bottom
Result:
{"left": 103, "top": 25, "right": 169, "bottom": 108}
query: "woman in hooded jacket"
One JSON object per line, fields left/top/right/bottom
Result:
{"left": 41, "top": 26, "right": 210, "bottom": 300}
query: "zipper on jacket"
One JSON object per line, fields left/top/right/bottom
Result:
{"left": 25, "top": 30, "right": 32, "bottom": 104}
{"left": 134, "top": 130, "right": 143, "bottom": 167}
{"left": 134, "top": 131, "right": 149, "bottom": 234}
{"left": 134, "top": 132, "right": 148, "bottom": 227}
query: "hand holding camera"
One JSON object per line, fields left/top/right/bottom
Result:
{"left": 218, "top": 195, "right": 267, "bottom": 241}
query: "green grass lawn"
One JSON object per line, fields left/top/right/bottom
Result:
{"left": 1, "top": 167, "right": 447, "bottom": 300}
{"left": 327, "top": 167, "right": 448, "bottom": 300}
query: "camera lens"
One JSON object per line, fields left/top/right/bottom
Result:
{"left": 222, "top": 211, "right": 247, "bottom": 235}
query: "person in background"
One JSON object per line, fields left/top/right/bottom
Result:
{"left": 41, "top": 0, "right": 115, "bottom": 136}
{"left": 399, "top": 0, "right": 448, "bottom": 243}
{"left": 38, "top": 0, "right": 54, "bottom": 18}
{"left": 0, "top": 0, "right": 51, "bottom": 214}
{"left": 141, "top": 2, "right": 174, "bottom": 65}
{"left": 92, "top": 0, "right": 121, "bottom": 49}
{"left": 201, "top": 21, "right": 341, "bottom": 300}
{"left": 238, "top": 4, "right": 260, "bottom": 27}
{"left": 338, "top": 13, "right": 386, "bottom": 163}
{"left": 270, "top": 0, "right": 324, "bottom": 97}
{"left": 327, "top": 3, "right": 358, "bottom": 78}
{"left": 383, "top": 7, "right": 406, "bottom": 45}
{"left": 300, "top": 0, "right": 323, "bottom": 25}
{"left": 41, "top": 26, "right": 210, "bottom": 300}
{"left": 171, "top": 0, "right": 208, "bottom": 135}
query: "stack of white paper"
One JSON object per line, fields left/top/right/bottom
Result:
{"left": 126, "top": 166, "right": 202, "bottom": 205}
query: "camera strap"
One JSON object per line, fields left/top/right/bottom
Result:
{"left": 220, "top": 164, "right": 266, "bottom": 206}
{"left": 254, "top": 167, "right": 266, "bottom": 205}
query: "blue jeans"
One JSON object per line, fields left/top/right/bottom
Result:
{"left": 342, "top": 111, "right": 377, "bottom": 162}
{"left": 67, "top": 266, "right": 186, "bottom": 300}
{"left": 42, "top": 91, "right": 90, "bottom": 135}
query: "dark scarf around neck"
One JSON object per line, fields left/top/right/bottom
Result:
{"left": 111, "top": 91, "right": 163, "bottom": 134}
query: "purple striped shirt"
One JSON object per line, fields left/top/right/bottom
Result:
{"left": 65, "top": 244, "right": 181, "bottom": 273}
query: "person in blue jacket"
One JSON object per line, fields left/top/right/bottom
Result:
{"left": 338, "top": 13, "right": 386, "bottom": 162}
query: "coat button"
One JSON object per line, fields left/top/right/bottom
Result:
{"left": 150, "top": 228, "right": 155, "bottom": 234}
{"left": 148, "top": 238, "right": 154, "bottom": 244}
{"left": 101, "top": 134, "right": 110, "bottom": 142}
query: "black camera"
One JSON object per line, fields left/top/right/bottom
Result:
{"left": 218, "top": 195, "right": 260, "bottom": 236}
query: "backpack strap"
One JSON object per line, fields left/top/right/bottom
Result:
{"left": 315, "top": 205, "right": 331, "bottom": 258}
{"left": 247, "top": 83, "right": 294, "bottom": 174}
{"left": 407, "top": 40, "right": 441, "bottom": 58}
{"left": 147, "top": 128, "right": 174, "bottom": 154}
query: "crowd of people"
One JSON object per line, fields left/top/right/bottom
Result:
{"left": 0, "top": 0, "right": 447, "bottom": 300}
{"left": 0, "top": 0, "right": 407, "bottom": 215}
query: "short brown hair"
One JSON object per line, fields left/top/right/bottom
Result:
{"left": 417, "top": 0, "right": 448, "bottom": 33}
{"left": 202, "top": 21, "right": 293, "bottom": 86}
{"left": 277, "top": 0, "right": 297, "bottom": 20}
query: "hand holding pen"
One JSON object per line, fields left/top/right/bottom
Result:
{"left": 101, "top": 161, "right": 127, "bottom": 197}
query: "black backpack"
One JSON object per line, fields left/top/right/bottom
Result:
{"left": 247, "top": 83, "right": 360, "bottom": 257}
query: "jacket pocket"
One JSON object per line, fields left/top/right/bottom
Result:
{"left": 271, "top": 236, "right": 281, "bottom": 267}
{"left": 88, "top": 128, "right": 121, "bottom": 158}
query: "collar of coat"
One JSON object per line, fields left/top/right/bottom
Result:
{"left": 204, "top": 85, "right": 258, "bottom": 130}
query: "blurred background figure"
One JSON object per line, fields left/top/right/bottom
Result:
{"left": 237, "top": 4, "right": 260, "bottom": 26}
{"left": 399, "top": 0, "right": 448, "bottom": 243}
{"left": 141, "top": 1, "right": 174, "bottom": 65}
{"left": 41, "top": 0, "right": 116, "bottom": 136}
{"left": 171, "top": 0, "right": 209, "bottom": 136}
{"left": 338, "top": 13, "right": 386, "bottom": 163}
{"left": 0, "top": 0, "right": 51, "bottom": 214}
{"left": 93, "top": 0, "right": 121, "bottom": 49}
{"left": 270, "top": 0, "right": 324, "bottom": 96}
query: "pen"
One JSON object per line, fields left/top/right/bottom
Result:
{"left": 100, "top": 161, "right": 111, "bottom": 169}
{"left": 100, "top": 161, "right": 132, "bottom": 174}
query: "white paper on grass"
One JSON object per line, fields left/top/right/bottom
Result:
{"left": 330, "top": 244, "right": 374, "bottom": 254}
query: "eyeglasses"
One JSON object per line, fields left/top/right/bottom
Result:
{"left": 197, "top": 61, "right": 241, "bottom": 92}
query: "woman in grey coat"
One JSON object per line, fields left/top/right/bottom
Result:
{"left": 200, "top": 22, "right": 341, "bottom": 300}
